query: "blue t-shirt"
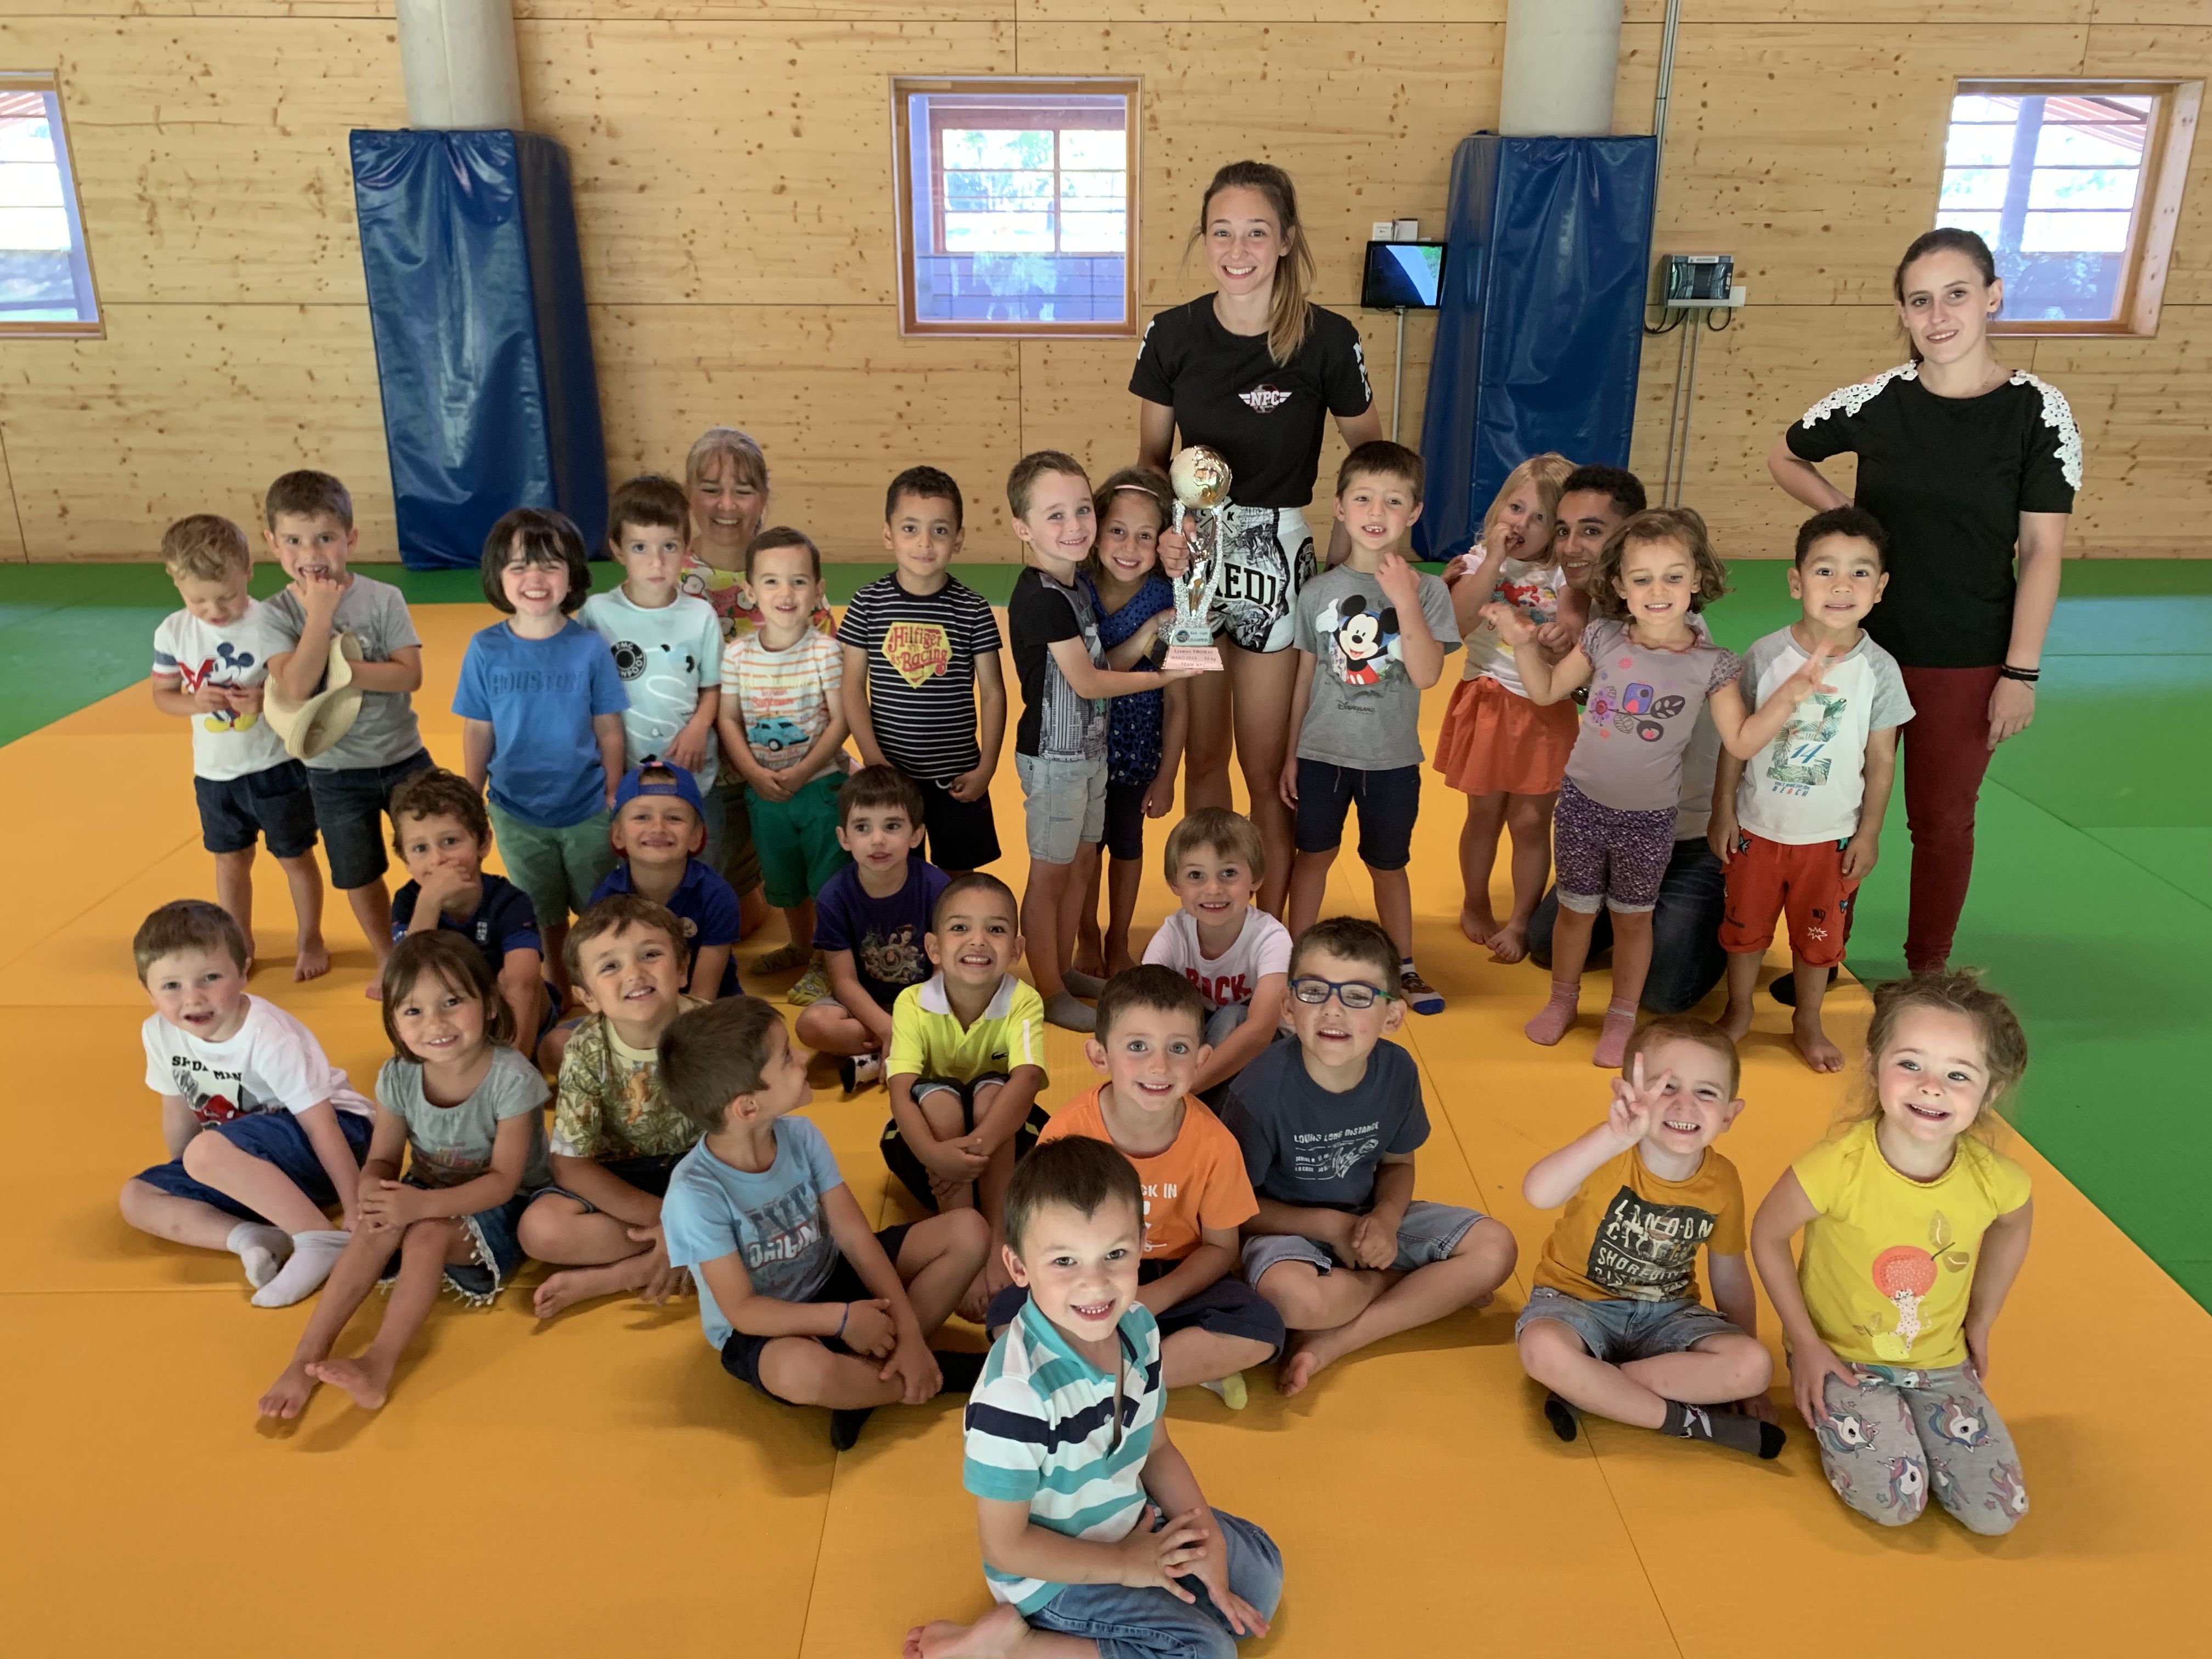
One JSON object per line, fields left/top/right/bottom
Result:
{"left": 452, "top": 620, "right": 629, "bottom": 828}
{"left": 389, "top": 872, "right": 543, "bottom": 978}
{"left": 1083, "top": 572, "right": 1172, "bottom": 786}
{"left": 812, "top": 857, "right": 949, "bottom": 1013}
{"left": 588, "top": 857, "right": 742, "bottom": 997}
{"left": 1220, "top": 1034, "right": 1430, "bottom": 1214}
{"left": 662, "top": 1116, "right": 847, "bottom": 1351}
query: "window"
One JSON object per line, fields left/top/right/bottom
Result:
{"left": 1937, "top": 80, "right": 2201, "bottom": 336}
{"left": 891, "top": 78, "right": 1138, "bottom": 337}
{"left": 0, "top": 72, "right": 98, "bottom": 337}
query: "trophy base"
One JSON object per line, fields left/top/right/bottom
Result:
{"left": 1162, "top": 643, "right": 1223, "bottom": 673}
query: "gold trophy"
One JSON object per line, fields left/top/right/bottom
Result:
{"left": 1163, "top": 445, "right": 1232, "bottom": 672}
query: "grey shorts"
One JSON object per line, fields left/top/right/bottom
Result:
{"left": 1513, "top": 1285, "right": 1745, "bottom": 1362}
{"left": 1015, "top": 751, "right": 1108, "bottom": 865}
{"left": 1241, "top": 1199, "right": 1484, "bottom": 1285}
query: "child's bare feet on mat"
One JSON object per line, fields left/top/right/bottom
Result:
{"left": 1278, "top": 1327, "right": 1350, "bottom": 1397}
{"left": 905, "top": 1605, "right": 1030, "bottom": 1658}
{"left": 1487, "top": 922, "right": 1528, "bottom": 964}
{"left": 294, "top": 935, "right": 330, "bottom": 981}
{"left": 1458, "top": 906, "right": 1496, "bottom": 948}
{"left": 1793, "top": 1013, "right": 1844, "bottom": 1073}
{"left": 363, "top": 977, "right": 384, "bottom": 1000}
{"left": 305, "top": 1355, "right": 392, "bottom": 1410}
{"left": 1717, "top": 997, "right": 1755, "bottom": 1043}
{"left": 257, "top": 1360, "right": 319, "bottom": 1420}
{"left": 532, "top": 1259, "right": 650, "bottom": 1320}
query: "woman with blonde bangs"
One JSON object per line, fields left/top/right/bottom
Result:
{"left": 1135, "top": 161, "right": 1382, "bottom": 913}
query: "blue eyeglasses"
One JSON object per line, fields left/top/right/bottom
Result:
{"left": 1288, "top": 976, "right": 1396, "bottom": 1011}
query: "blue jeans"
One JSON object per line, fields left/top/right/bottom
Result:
{"left": 1027, "top": 1507, "right": 1283, "bottom": 1659}
{"left": 1527, "top": 836, "right": 1727, "bottom": 1014}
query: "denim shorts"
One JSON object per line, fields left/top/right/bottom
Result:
{"left": 1513, "top": 1285, "right": 1745, "bottom": 1363}
{"left": 132, "top": 1109, "right": 375, "bottom": 1222}
{"left": 1026, "top": 1506, "right": 1284, "bottom": 1659}
{"left": 529, "top": 1152, "right": 684, "bottom": 1212}
{"left": 1240, "top": 1198, "right": 1485, "bottom": 1286}
{"left": 487, "top": 800, "right": 618, "bottom": 931}
{"left": 1293, "top": 759, "right": 1421, "bottom": 871}
{"left": 306, "top": 748, "right": 433, "bottom": 889}
{"left": 988, "top": 1257, "right": 1285, "bottom": 1361}
{"left": 718, "top": 1223, "right": 913, "bottom": 1402}
{"left": 1016, "top": 752, "right": 1108, "bottom": 865}
{"left": 376, "top": 1180, "right": 534, "bottom": 1307}
{"left": 195, "top": 760, "right": 319, "bottom": 859}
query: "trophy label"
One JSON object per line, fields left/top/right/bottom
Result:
{"left": 1163, "top": 643, "right": 1223, "bottom": 673}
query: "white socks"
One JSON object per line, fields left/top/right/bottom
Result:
{"left": 225, "top": 1222, "right": 292, "bottom": 1290}
{"left": 251, "top": 1229, "right": 350, "bottom": 1308}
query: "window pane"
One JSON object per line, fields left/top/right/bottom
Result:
{"left": 1945, "top": 126, "right": 2017, "bottom": 166}
{"left": 1940, "top": 167, "right": 2008, "bottom": 210}
{"left": 0, "top": 162, "right": 61, "bottom": 209}
{"left": 1950, "top": 94, "right": 2019, "bottom": 123}
{"left": 945, "top": 211, "right": 1055, "bottom": 252}
{"left": 1059, "top": 212, "right": 1125, "bottom": 253}
{"left": 2021, "top": 210, "right": 2133, "bottom": 253}
{"left": 2035, "top": 122, "right": 2145, "bottom": 168}
{"left": 1059, "top": 129, "right": 1124, "bottom": 170}
{"left": 1936, "top": 211, "right": 2004, "bottom": 243}
{"left": 0, "top": 205, "right": 71, "bottom": 251}
{"left": 2028, "top": 167, "right": 2138, "bottom": 211}
{"left": 0, "top": 116, "right": 53, "bottom": 165}
{"left": 943, "top": 129, "right": 1053, "bottom": 170}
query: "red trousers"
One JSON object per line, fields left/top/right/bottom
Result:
{"left": 1898, "top": 664, "right": 2003, "bottom": 974}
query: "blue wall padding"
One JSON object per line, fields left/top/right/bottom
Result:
{"left": 1416, "top": 133, "right": 1657, "bottom": 562}
{"left": 351, "top": 129, "right": 608, "bottom": 570}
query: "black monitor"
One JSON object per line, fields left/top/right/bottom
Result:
{"left": 1361, "top": 240, "right": 1447, "bottom": 309}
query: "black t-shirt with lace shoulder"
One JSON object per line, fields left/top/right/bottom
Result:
{"left": 1785, "top": 366, "right": 2079, "bottom": 669}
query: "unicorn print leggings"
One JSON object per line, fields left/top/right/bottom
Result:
{"left": 1808, "top": 1358, "right": 2028, "bottom": 1534}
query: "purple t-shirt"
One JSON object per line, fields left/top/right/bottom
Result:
{"left": 811, "top": 857, "right": 950, "bottom": 1013}
{"left": 1566, "top": 619, "right": 1742, "bottom": 812}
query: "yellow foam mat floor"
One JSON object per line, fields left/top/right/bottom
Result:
{"left": 4, "top": 603, "right": 2202, "bottom": 1656}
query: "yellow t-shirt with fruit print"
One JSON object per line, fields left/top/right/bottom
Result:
{"left": 679, "top": 553, "right": 836, "bottom": 644}
{"left": 1792, "top": 1117, "right": 2030, "bottom": 1369}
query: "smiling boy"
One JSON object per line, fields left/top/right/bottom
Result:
{"left": 1712, "top": 506, "right": 1914, "bottom": 1071}
{"left": 987, "top": 966, "right": 1283, "bottom": 1407}
{"left": 842, "top": 467, "right": 1008, "bottom": 875}
{"left": 1140, "top": 809, "right": 1290, "bottom": 1102}
{"left": 259, "top": 471, "right": 430, "bottom": 986}
{"left": 1516, "top": 1016, "right": 1785, "bottom": 1458}
{"left": 584, "top": 763, "right": 741, "bottom": 1003}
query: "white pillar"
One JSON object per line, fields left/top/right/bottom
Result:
{"left": 396, "top": 0, "right": 523, "bottom": 131}
{"left": 1499, "top": 0, "right": 1624, "bottom": 137}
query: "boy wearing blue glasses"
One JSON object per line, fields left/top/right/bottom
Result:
{"left": 1220, "top": 916, "right": 1517, "bottom": 1397}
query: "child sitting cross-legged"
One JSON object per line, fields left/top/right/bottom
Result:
{"left": 1224, "top": 917, "right": 1518, "bottom": 1397}
{"left": 259, "top": 930, "right": 553, "bottom": 1418}
{"left": 904, "top": 1136, "right": 1282, "bottom": 1659}
{"left": 1140, "top": 809, "right": 1291, "bottom": 1104}
{"left": 986, "top": 966, "right": 1285, "bottom": 1412}
{"left": 519, "top": 894, "right": 706, "bottom": 1319}
{"left": 120, "top": 900, "right": 373, "bottom": 1308}
{"left": 658, "top": 996, "right": 990, "bottom": 1451}
{"left": 794, "top": 764, "right": 948, "bottom": 1092}
{"left": 1516, "top": 1015, "right": 1785, "bottom": 1459}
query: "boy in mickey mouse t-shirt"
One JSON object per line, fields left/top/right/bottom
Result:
{"left": 1282, "top": 442, "right": 1459, "bottom": 1013}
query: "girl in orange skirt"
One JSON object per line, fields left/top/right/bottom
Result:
{"left": 1437, "top": 454, "right": 1582, "bottom": 962}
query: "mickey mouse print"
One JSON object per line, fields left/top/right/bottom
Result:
{"left": 1289, "top": 561, "right": 1462, "bottom": 772}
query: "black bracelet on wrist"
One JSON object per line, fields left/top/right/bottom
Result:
{"left": 1998, "top": 664, "right": 2040, "bottom": 684}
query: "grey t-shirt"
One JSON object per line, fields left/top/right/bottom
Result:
{"left": 262, "top": 575, "right": 425, "bottom": 771}
{"left": 377, "top": 1045, "right": 552, "bottom": 1195}
{"left": 1220, "top": 1035, "right": 1430, "bottom": 1213}
{"left": 1290, "top": 563, "right": 1460, "bottom": 771}
{"left": 1567, "top": 619, "right": 1742, "bottom": 813}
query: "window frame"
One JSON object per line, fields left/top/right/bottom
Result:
{"left": 0, "top": 70, "right": 101, "bottom": 340}
{"left": 889, "top": 76, "right": 1141, "bottom": 340}
{"left": 1942, "top": 77, "right": 2202, "bottom": 340}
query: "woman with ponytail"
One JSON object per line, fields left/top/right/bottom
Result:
{"left": 1767, "top": 229, "right": 2077, "bottom": 976}
{"left": 1133, "top": 161, "right": 1383, "bottom": 912}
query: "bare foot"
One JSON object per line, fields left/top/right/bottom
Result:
{"left": 1793, "top": 1013, "right": 1844, "bottom": 1073}
{"left": 1487, "top": 923, "right": 1528, "bottom": 965}
{"left": 533, "top": 1258, "right": 651, "bottom": 1320}
{"left": 1278, "top": 1328, "right": 1346, "bottom": 1398}
{"left": 957, "top": 1272, "right": 992, "bottom": 1328}
{"left": 1459, "top": 906, "right": 1498, "bottom": 948}
{"left": 1105, "top": 948, "right": 1137, "bottom": 978}
{"left": 304, "top": 1355, "right": 393, "bottom": 1410}
{"left": 1718, "top": 998, "right": 1755, "bottom": 1042}
{"left": 1070, "top": 947, "right": 1107, "bottom": 980}
{"left": 257, "top": 1359, "right": 319, "bottom": 1420}
{"left": 294, "top": 935, "right": 331, "bottom": 981}
{"left": 363, "top": 976, "right": 385, "bottom": 1000}
{"left": 904, "top": 1604, "right": 1030, "bottom": 1659}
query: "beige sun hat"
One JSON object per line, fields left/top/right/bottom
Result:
{"left": 264, "top": 631, "right": 364, "bottom": 760}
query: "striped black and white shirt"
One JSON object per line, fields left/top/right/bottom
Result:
{"left": 838, "top": 573, "right": 1003, "bottom": 783}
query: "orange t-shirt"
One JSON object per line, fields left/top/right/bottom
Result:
{"left": 1039, "top": 1083, "right": 1259, "bottom": 1261}
{"left": 1533, "top": 1146, "right": 1747, "bottom": 1304}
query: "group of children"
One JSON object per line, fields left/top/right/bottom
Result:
{"left": 121, "top": 438, "right": 2036, "bottom": 1659}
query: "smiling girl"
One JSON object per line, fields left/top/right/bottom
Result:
{"left": 1750, "top": 972, "right": 2034, "bottom": 1535}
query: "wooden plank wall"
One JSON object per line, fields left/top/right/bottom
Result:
{"left": 0, "top": 1, "right": 2202, "bottom": 562}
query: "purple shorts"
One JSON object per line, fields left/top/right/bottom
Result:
{"left": 1553, "top": 777, "right": 1677, "bottom": 915}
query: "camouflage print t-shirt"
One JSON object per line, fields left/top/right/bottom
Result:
{"left": 550, "top": 999, "right": 707, "bottom": 1163}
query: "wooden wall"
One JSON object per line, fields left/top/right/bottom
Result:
{"left": 0, "top": 1, "right": 2202, "bottom": 562}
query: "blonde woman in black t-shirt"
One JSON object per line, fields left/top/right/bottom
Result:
{"left": 1135, "top": 162, "right": 1383, "bottom": 912}
{"left": 1767, "top": 228, "right": 2076, "bottom": 975}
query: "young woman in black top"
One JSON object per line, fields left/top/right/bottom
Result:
{"left": 1134, "top": 161, "right": 1382, "bottom": 911}
{"left": 1767, "top": 228, "right": 2077, "bottom": 974}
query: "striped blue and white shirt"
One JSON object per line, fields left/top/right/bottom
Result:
{"left": 961, "top": 1299, "right": 1164, "bottom": 1614}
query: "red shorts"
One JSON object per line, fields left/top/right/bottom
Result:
{"left": 1718, "top": 830, "right": 1858, "bottom": 968}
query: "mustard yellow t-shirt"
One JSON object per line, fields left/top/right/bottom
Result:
{"left": 1533, "top": 1146, "right": 1746, "bottom": 1304}
{"left": 1792, "top": 1117, "right": 2031, "bottom": 1369}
